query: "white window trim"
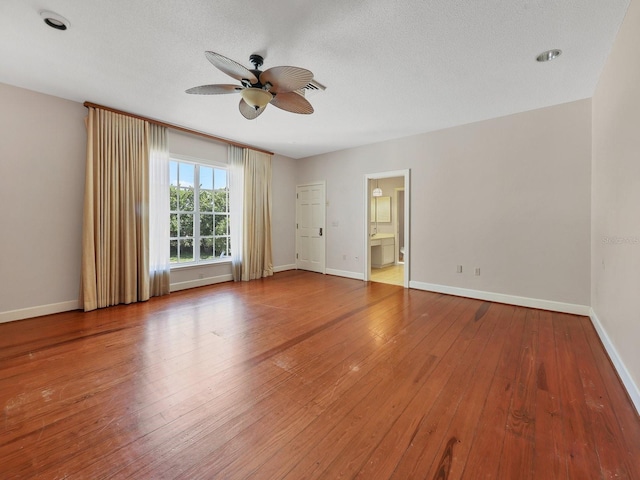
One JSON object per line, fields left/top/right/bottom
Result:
{"left": 169, "top": 155, "right": 230, "bottom": 268}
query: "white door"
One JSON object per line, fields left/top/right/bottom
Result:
{"left": 296, "top": 182, "right": 326, "bottom": 273}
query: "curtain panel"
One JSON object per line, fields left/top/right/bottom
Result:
{"left": 81, "top": 107, "right": 169, "bottom": 311}
{"left": 228, "top": 146, "right": 274, "bottom": 281}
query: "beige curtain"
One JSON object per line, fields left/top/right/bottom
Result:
{"left": 232, "top": 148, "right": 274, "bottom": 281}
{"left": 81, "top": 108, "right": 150, "bottom": 311}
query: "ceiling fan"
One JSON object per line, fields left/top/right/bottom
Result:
{"left": 186, "top": 51, "right": 320, "bottom": 120}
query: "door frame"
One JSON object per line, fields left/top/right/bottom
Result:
{"left": 394, "top": 187, "right": 405, "bottom": 264}
{"left": 363, "top": 169, "right": 410, "bottom": 288}
{"left": 295, "top": 180, "right": 326, "bottom": 274}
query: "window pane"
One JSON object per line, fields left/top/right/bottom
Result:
{"left": 170, "top": 214, "right": 178, "bottom": 237}
{"left": 200, "top": 214, "right": 213, "bottom": 236}
{"left": 199, "top": 190, "right": 213, "bottom": 212}
{"left": 179, "top": 188, "right": 194, "bottom": 211}
{"left": 170, "top": 239, "right": 178, "bottom": 263}
{"left": 200, "top": 166, "right": 213, "bottom": 190}
{"left": 215, "top": 236, "right": 228, "bottom": 258}
{"left": 170, "top": 162, "right": 178, "bottom": 186}
{"left": 200, "top": 237, "right": 214, "bottom": 260}
{"left": 214, "top": 168, "right": 227, "bottom": 190}
{"left": 215, "top": 214, "right": 228, "bottom": 236}
{"left": 179, "top": 163, "right": 194, "bottom": 187}
{"left": 179, "top": 239, "right": 193, "bottom": 262}
{"left": 169, "top": 161, "right": 229, "bottom": 269}
{"left": 179, "top": 214, "right": 193, "bottom": 237}
{"left": 170, "top": 185, "right": 178, "bottom": 210}
{"left": 213, "top": 189, "right": 228, "bottom": 213}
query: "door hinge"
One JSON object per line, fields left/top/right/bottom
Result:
{"left": 296, "top": 253, "right": 298, "bottom": 259}
{"left": 296, "top": 223, "right": 298, "bottom": 229}
{"left": 296, "top": 193, "right": 299, "bottom": 199}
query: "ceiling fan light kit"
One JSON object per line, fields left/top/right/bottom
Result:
{"left": 186, "top": 51, "right": 322, "bottom": 120}
{"left": 241, "top": 88, "right": 273, "bottom": 109}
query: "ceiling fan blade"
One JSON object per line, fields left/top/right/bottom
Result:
{"left": 239, "top": 98, "right": 266, "bottom": 120}
{"left": 270, "top": 91, "right": 314, "bottom": 114}
{"left": 205, "top": 51, "right": 258, "bottom": 84}
{"left": 185, "top": 84, "right": 242, "bottom": 95}
{"left": 260, "top": 66, "right": 313, "bottom": 93}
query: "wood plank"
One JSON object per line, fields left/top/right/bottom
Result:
{"left": 531, "top": 309, "right": 569, "bottom": 480}
{"left": 582, "top": 320, "right": 640, "bottom": 476}
{"left": 353, "top": 303, "right": 511, "bottom": 479}
{"left": 458, "top": 305, "right": 525, "bottom": 479}
{"left": 244, "top": 293, "right": 463, "bottom": 480}
{"left": 280, "top": 296, "right": 478, "bottom": 479}
{"left": 387, "top": 301, "right": 504, "bottom": 479}
{"left": 552, "top": 312, "right": 603, "bottom": 479}
{"left": 495, "top": 309, "right": 540, "bottom": 480}
{"left": 565, "top": 313, "right": 639, "bottom": 477}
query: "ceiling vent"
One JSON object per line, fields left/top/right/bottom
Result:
{"left": 304, "top": 79, "right": 326, "bottom": 91}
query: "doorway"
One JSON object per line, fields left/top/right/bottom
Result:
{"left": 364, "top": 170, "right": 410, "bottom": 287}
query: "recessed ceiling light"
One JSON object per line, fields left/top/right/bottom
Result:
{"left": 39, "top": 10, "right": 70, "bottom": 31}
{"left": 536, "top": 49, "right": 562, "bottom": 62}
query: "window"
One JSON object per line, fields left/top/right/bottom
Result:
{"left": 169, "top": 159, "right": 230, "bottom": 264}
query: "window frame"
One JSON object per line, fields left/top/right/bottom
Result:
{"left": 169, "top": 155, "right": 230, "bottom": 268}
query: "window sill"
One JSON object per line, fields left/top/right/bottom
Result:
{"left": 170, "top": 259, "right": 232, "bottom": 271}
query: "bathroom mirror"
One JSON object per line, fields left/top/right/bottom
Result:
{"left": 371, "top": 196, "right": 391, "bottom": 223}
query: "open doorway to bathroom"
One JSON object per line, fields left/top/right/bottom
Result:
{"left": 364, "top": 170, "right": 410, "bottom": 287}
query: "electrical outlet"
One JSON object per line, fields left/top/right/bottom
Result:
{"left": 456, "top": 265, "right": 462, "bottom": 273}
{"left": 475, "top": 268, "right": 480, "bottom": 276}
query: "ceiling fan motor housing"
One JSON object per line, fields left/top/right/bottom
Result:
{"left": 249, "top": 54, "right": 264, "bottom": 68}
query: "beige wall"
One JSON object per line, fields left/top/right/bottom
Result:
{"left": 592, "top": 0, "right": 640, "bottom": 400}
{"left": 271, "top": 154, "right": 297, "bottom": 269}
{"left": 0, "top": 83, "right": 86, "bottom": 316}
{"left": 298, "top": 99, "right": 592, "bottom": 307}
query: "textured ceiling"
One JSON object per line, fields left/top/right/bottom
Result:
{"left": 0, "top": 0, "right": 630, "bottom": 158}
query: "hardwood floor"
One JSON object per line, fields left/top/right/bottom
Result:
{"left": 1, "top": 271, "right": 639, "bottom": 479}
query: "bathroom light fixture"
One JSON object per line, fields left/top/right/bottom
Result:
{"left": 40, "top": 10, "right": 70, "bottom": 30}
{"left": 536, "top": 49, "right": 562, "bottom": 62}
{"left": 372, "top": 180, "right": 382, "bottom": 197}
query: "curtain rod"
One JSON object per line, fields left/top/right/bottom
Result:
{"left": 83, "top": 101, "right": 274, "bottom": 155}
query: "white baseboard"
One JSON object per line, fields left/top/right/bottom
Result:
{"left": 590, "top": 309, "right": 640, "bottom": 415}
{"left": 273, "top": 264, "right": 297, "bottom": 273}
{"left": 409, "top": 281, "right": 591, "bottom": 316}
{"left": 0, "top": 300, "right": 80, "bottom": 324}
{"left": 326, "top": 268, "right": 365, "bottom": 281}
{"left": 170, "top": 274, "right": 233, "bottom": 292}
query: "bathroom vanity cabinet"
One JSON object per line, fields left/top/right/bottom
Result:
{"left": 371, "top": 234, "right": 395, "bottom": 268}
